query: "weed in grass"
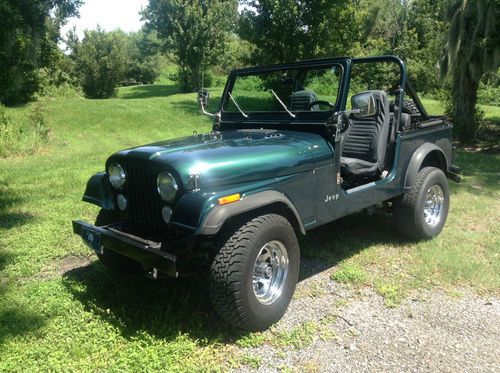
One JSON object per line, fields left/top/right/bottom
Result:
{"left": 446, "top": 288, "right": 465, "bottom": 298}
{"left": 295, "top": 279, "right": 328, "bottom": 299}
{"left": 331, "top": 263, "right": 368, "bottom": 285}
{"left": 239, "top": 353, "right": 262, "bottom": 369}
{"left": 320, "top": 312, "right": 340, "bottom": 325}
{"left": 236, "top": 331, "right": 268, "bottom": 348}
{"left": 318, "top": 327, "right": 337, "bottom": 341}
{"left": 334, "top": 298, "right": 349, "bottom": 308}
{"left": 375, "top": 282, "right": 402, "bottom": 307}
{"left": 278, "top": 365, "right": 294, "bottom": 373}
{"left": 273, "top": 321, "right": 319, "bottom": 349}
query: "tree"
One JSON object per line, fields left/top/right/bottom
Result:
{"left": 123, "top": 30, "right": 164, "bottom": 84}
{"left": 144, "top": 0, "right": 238, "bottom": 92}
{"left": 0, "top": 0, "right": 81, "bottom": 105}
{"left": 440, "top": 0, "right": 500, "bottom": 142}
{"left": 238, "top": 0, "right": 359, "bottom": 65}
{"left": 70, "top": 28, "right": 128, "bottom": 99}
{"left": 405, "top": 0, "right": 448, "bottom": 94}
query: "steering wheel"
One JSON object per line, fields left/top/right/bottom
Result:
{"left": 308, "top": 100, "right": 335, "bottom": 110}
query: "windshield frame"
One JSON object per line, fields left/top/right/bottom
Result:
{"left": 219, "top": 58, "right": 351, "bottom": 124}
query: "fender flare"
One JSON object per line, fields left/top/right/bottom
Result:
{"left": 82, "top": 172, "right": 115, "bottom": 210}
{"left": 404, "top": 143, "right": 448, "bottom": 188}
{"left": 197, "top": 190, "right": 306, "bottom": 235}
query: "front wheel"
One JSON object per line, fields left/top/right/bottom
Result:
{"left": 209, "top": 214, "right": 300, "bottom": 331}
{"left": 394, "top": 167, "right": 450, "bottom": 240}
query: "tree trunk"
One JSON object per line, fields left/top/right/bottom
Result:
{"left": 451, "top": 58, "right": 479, "bottom": 143}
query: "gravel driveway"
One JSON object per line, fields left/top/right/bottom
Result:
{"left": 236, "top": 266, "right": 500, "bottom": 372}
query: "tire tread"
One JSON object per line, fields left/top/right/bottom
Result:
{"left": 395, "top": 166, "right": 449, "bottom": 240}
{"left": 209, "top": 213, "right": 293, "bottom": 329}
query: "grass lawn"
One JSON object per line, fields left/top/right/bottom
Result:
{"left": 0, "top": 86, "right": 498, "bottom": 371}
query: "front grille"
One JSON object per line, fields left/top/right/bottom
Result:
{"left": 123, "top": 160, "right": 164, "bottom": 228}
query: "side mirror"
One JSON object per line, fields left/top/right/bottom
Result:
{"left": 198, "top": 89, "right": 209, "bottom": 107}
{"left": 351, "top": 92, "right": 377, "bottom": 118}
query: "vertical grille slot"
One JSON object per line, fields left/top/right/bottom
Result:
{"left": 123, "top": 161, "right": 163, "bottom": 228}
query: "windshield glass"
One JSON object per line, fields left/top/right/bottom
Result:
{"left": 224, "top": 64, "right": 342, "bottom": 113}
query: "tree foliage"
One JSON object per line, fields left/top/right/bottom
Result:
{"left": 440, "top": 0, "right": 500, "bottom": 141}
{"left": 70, "top": 28, "right": 128, "bottom": 99}
{"left": 239, "top": 0, "right": 359, "bottom": 64}
{"left": 0, "top": 0, "right": 81, "bottom": 105}
{"left": 144, "top": 0, "right": 238, "bottom": 92}
{"left": 405, "top": 0, "right": 448, "bottom": 93}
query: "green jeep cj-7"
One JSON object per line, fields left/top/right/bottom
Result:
{"left": 73, "top": 56, "right": 461, "bottom": 331}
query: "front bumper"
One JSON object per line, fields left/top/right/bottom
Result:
{"left": 72, "top": 220, "right": 177, "bottom": 277}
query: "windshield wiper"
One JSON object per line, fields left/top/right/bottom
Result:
{"left": 271, "top": 90, "right": 296, "bottom": 118}
{"left": 228, "top": 92, "right": 248, "bottom": 118}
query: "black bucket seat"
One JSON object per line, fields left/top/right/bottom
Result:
{"left": 289, "top": 90, "right": 319, "bottom": 111}
{"left": 340, "top": 90, "right": 390, "bottom": 179}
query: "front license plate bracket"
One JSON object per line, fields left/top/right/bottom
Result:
{"left": 81, "top": 226, "right": 103, "bottom": 254}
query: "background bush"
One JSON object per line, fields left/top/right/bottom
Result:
{"left": 72, "top": 29, "right": 128, "bottom": 99}
{"left": 0, "top": 104, "right": 51, "bottom": 157}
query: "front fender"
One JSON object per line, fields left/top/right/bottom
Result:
{"left": 169, "top": 189, "right": 305, "bottom": 236}
{"left": 198, "top": 190, "right": 305, "bottom": 235}
{"left": 82, "top": 172, "right": 115, "bottom": 210}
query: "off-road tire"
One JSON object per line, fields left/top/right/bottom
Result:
{"left": 94, "top": 209, "right": 144, "bottom": 275}
{"left": 403, "top": 100, "right": 420, "bottom": 115}
{"left": 209, "top": 214, "right": 300, "bottom": 331}
{"left": 394, "top": 167, "right": 450, "bottom": 240}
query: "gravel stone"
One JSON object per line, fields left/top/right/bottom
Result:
{"left": 236, "top": 268, "right": 500, "bottom": 372}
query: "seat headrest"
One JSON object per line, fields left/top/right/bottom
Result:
{"left": 351, "top": 90, "right": 389, "bottom": 118}
{"left": 368, "top": 90, "right": 388, "bottom": 104}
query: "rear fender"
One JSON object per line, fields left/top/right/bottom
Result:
{"left": 82, "top": 172, "right": 115, "bottom": 210}
{"left": 404, "top": 143, "right": 448, "bottom": 188}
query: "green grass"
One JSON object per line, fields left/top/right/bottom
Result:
{"left": 0, "top": 87, "right": 499, "bottom": 370}
{"left": 330, "top": 263, "right": 368, "bottom": 285}
{"left": 421, "top": 97, "right": 500, "bottom": 123}
{"left": 0, "top": 104, "right": 51, "bottom": 157}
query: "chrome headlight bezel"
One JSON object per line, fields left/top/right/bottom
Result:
{"left": 157, "top": 171, "right": 178, "bottom": 202}
{"left": 108, "top": 163, "right": 126, "bottom": 190}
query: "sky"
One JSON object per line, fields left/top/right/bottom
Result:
{"left": 60, "top": 0, "right": 149, "bottom": 40}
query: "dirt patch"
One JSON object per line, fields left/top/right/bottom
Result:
{"left": 38, "top": 254, "right": 93, "bottom": 279}
{"left": 59, "top": 254, "right": 93, "bottom": 274}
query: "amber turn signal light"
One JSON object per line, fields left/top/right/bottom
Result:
{"left": 218, "top": 193, "right": 241, "bottom": 205}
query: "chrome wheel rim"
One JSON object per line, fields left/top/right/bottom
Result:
{"left": 424, "top": 184, "right": 444, "bottom": 227}
{"left": 252, "top": 240, "right": 289, "bottom": 305}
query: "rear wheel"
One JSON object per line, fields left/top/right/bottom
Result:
{"left": 209, "top": 214, "right": 300, "bottom": 331}
{"left": 94, "top": 209, "right": 144, "bottom": 275}
{"left": 394, "top": 167, "right": 450, "bottom": 240}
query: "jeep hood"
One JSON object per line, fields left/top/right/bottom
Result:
{"left": 109, "top": 130, "right": 322, "bottom": 189}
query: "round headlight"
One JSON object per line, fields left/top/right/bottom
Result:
{"left": 109, "top": 163, "right": 126, "bottom": 189}
{"left": 157, "top": 172, "right": 178, "bottom": 202}
{"left": 117, "top": 194, "right": 127, "bottom": 211}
